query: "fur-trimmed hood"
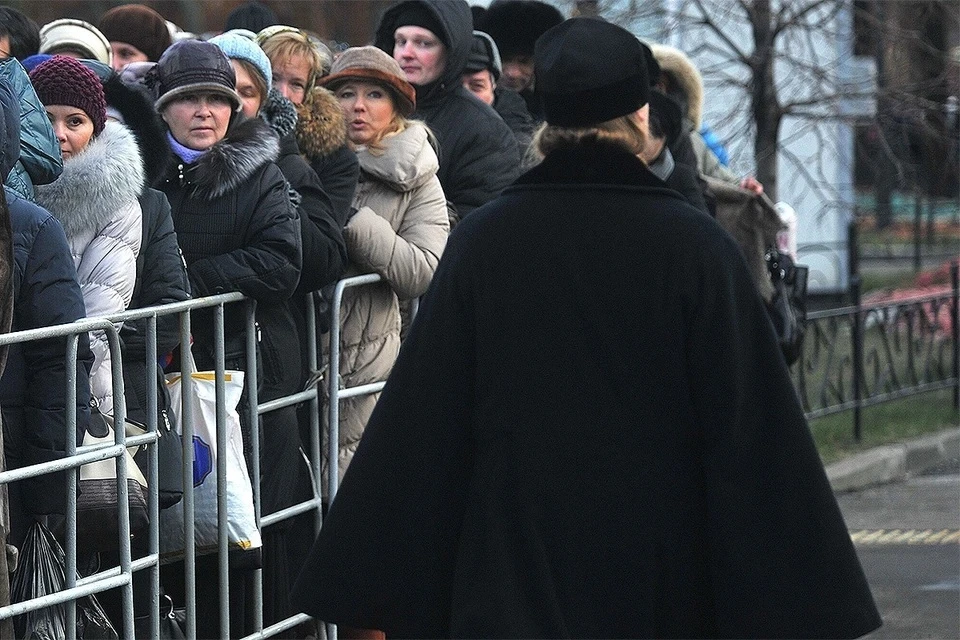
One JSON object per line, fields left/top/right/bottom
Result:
{"left": 102, "top": 73, "right": 172, "bottom": 187}
{"left": 295, "top": 86, "right": 347, "bottom": 160}
{"left": 651, "top": 43, "right": 704, "bottom": 129}
{"left": 35, "top": 121, "right": 144, "bottom": 240}
{"left": 182, "top": 117, "right": 280, "bottom": 201}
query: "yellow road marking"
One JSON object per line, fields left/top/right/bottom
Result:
{"left": 849, "top": 529, "right": 960, "bottom": 545}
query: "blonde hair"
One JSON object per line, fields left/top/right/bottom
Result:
{"left": 260, "top": 31, "right": 330, "bottom": 91}
{"left": 532, "top": 112, "right": 648, "bottom": 160}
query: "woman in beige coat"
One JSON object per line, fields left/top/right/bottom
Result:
{"left": 319, "top": 46, "right": 449, "bottom": 487}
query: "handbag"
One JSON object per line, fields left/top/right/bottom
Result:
{"left": 765, "top": 248, "right": 809, "bottom": 366}
{"left": 77, "top": 405, "right": 149, "bottom": 554}
{"left": 159, "top": 369, "right": 262, "bottom": 561}
{"left": 130, "top": 407, "right": 184, "bottom": 510}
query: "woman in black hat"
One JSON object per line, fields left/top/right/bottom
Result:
{"left": 291, "top": 17, "right": 881, "bottom": 640}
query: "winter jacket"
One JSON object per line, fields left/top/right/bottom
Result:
{"left": 34, "top": 121, "right": 144, "bottom": 417}
{"left": 375, "top": 0, "right": 520, "bottom": 219}
{"left": 291, "top": 141, "right": 882, "bottom": 639}
{"left": 263, "top": 88, "right": 347, "bottom": 296}
{"left": 0, "top": 58, "right": 62, "bottom": 201}
{"left": 493, "top": 86, "right": 535, "bottom": 162}
{"left": 120, "top": 188, "right": 190, "bottom": 426}
{"left": 325, "top": 120, "right": 448, "bottom": 485}
{"left": 296, "top": 86, "right": 360, "bottom": 227}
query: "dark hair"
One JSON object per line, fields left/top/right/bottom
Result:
{"left": 0, "top": 7, "right": 41, "bottom": 60}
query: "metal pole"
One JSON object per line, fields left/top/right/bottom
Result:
{"left": 146, "top": 316, "right": 160, "bottom": 640}
{"left": 246, "top": 300, "right": 263, "bottom": 634}
{"left": 179, "top": 311, "right": 197, "bottom": 640}
{"left": 851, "top": 276, "right": 864, "bottom": 442}
{"left": 65, "top": 334, "right": 79, "bottom": 640}
{"left": 215, "top": 304, "right": 230, "bottom": 639}
{"left": 306, "top": 293, "right": 323, "bottom": 536}
{"left": 951, "top": 261, "right": 959, "bottom": 411}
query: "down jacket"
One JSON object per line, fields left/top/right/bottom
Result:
{"left": 375, "top": 0, "right": 520, "bottom": 219}
{"left": 325, "top": 120, "right": 448, "bottom": 486}
{"left": 0, "top": 58, "right": 62, "bottom": 201}
{"left": 35, "top": 121, "right": 143, "bottom": 416}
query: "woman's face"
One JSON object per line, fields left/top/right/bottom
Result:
{"left": 110, "top": 41, "right": 149, "bottom": 71}
{"left": 231, "top": 60, "right": 263, "bottom": 119}
{"left": 46, "top": 105, "right": 95, "bottom": 160}
{"left": 271, "top": 54, "right": 311, "bottom": 106}
{"left": 335, "top": 80, "right": 397, "bottom": 147}
{"left": 161, "top": 93, "right": 233, "bottom": 151}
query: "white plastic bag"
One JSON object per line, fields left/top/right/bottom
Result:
{"left": 159, "top": 370, "right": 262, "bottom": 560}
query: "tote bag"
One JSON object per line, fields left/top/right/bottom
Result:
{"left": 159, "top": 370, "right": 261, "bottom": 561}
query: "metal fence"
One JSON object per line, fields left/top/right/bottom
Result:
{"left": 795, "top": 260, "right": 960, "bottom": 438}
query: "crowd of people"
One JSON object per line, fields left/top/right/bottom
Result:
{"left": 0, "top": 1, "right": 881, "bottom": 638}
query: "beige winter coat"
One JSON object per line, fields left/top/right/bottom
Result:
{"left": 324, "top": 120, "right": 449, "bottom": 486}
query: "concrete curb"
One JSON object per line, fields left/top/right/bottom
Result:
{"left": 827, "top": 427, "right": 960, "bottom": 492}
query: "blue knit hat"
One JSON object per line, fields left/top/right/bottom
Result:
{"left": 209, "top": 31, "right": 272, "bottom": 88}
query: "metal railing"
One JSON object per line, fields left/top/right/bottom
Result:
{"left": 795, "top": 260, "right": 960, "bottom": 438}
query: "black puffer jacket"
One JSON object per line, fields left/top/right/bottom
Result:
{"left": 0, "top": 84, "right": 91, "bottom": 532}
{"left": 158, "top": 117, "right": 301, "bottom": 371}
{"left": 375, "top": 0, "right": 520, "bottom": 218}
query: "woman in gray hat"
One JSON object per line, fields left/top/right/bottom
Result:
{"left": 292, "top": 17, "right": 881, "bottom": 640}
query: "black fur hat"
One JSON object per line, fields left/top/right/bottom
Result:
{"left": 478, "top": 1, "right": 563, "bottom": 61}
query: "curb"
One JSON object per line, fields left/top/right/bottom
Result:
{"left": 826, "top": 427, "right": 960, "bottom": 493}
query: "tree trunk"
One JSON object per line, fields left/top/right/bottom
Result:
{"left": 749, "top": 0, "right": 781, "bottom": 202}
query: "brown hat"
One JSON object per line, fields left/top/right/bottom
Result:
{"left": 99, "top": 4, "right": 172, "bottom": 63}
{"left": 319, "top": 46, "right": 415, "bottom": 117}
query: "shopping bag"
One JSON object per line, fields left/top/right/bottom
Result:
{"left": 10, "top": 521, "right": 118, "bottom": 639}
{"left": 76, "top": 406, "right": 149, "bottom": 554}
{"left": 159, "top": 370, "right": 261, "bottom": 560}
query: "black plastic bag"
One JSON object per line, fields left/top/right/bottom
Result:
{"left": 10, "top": 522, "right": 119, "bottom": 639}
{"left": 765, "top": 248, "right": 809, "bottom": 366}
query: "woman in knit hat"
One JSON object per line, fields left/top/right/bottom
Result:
{"left": 149, "top": 39, "right": 302, "bottom": 638}
{"left": 257, "top": 26, "right": 359, "bottom": 225}
{"left": 291, "top": 18, "right": 882, "bottom": 640}
{"left": 209, "top": 29, "right": 347, "bottom": 631}
{"left": 30, "top": 55, "right": 142, "bottom": 419}
{"left": 317, "top": 44, "right": 447, "bottom": 491}
{"left": 98, "top": 3, "right": 172, "bottom": 71}
{"left": 38, "top": 18, "right": 111, "bottom": 65}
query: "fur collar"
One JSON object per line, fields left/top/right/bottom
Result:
{"left": 186, "top": 117, "right": 280, "bottom": 201}
{"left": 295, "top": 87, "right": 347, "bottom": 160}
{"left": 35, "top": 121, "right": 144, "bottom": 239}
{"left": 261, "top": 88, "right": 299, "bottom": 140}
{"left": 651, "top": 44, "right": 704, "bottom": 129}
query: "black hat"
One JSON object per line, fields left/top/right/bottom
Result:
{"left": 463, "top": 31, "right": 501, "bottom": 81}
{"left": 534, "top": 17, "right": 650, "bottom": 128}
{"left": 648, "top": 89, "right": 682, "bottom": 146}
{"left": 151, "top": 40, "right": 242, "bottom": 112}
{"left": 478, "top": 1, "right": 563, "bottom": 61}
{"left": 392, "top": 2, "right": 448, "bottom": 48}
{"left": 225, "top": 1, "right": 278, "bottom": 33}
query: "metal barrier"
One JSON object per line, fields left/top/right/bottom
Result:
{"left": 0, "top": 273, "right": 398, "bottom": 639}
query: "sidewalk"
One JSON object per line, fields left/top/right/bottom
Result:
{"left": 826, "top": 426, "right": 960, "bottom": 493}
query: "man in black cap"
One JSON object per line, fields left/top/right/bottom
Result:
{"left": 461, "top": 30, "right": 534, "bottom": 157}
{"left": 292, "top": 16, "right": 882, "bottom": 640}
{"left": 373, "top": 0, "right": 520, "bottom": 221}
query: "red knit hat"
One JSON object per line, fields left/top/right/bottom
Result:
{"left": 30, "top": 55, "right": 108, "bottom": 136}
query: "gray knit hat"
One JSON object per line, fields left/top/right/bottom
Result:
{"left": 319, "top": 46, "right": 415, "bottom": 116}
{"left": 151, "top": 40, "right": 242, "bottom": 112}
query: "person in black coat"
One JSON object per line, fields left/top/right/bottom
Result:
{"left": 374, "top": 0, "right": 520, "bottom": 220}
{"left": 291, "top": 18, "right": 882, "bottom": 639}
{"left": 0, "top": 80, "right": 92, "bottom": 547}
{"left": 150, "top": 40, "right": 302, "bottom": 638}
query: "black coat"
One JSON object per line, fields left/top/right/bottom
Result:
{"left": 1, "top": 188, "right": 92, "bottom": 525}
{"left": 121, "top": 188, "right": 191, "bottom": 426}
{"left": 493, "top": 86, "right": 535, "bottom": 158}
{"left": 376, "top": 0, "right": 520, "bottom": 218}
{"left": 292, "top": 143, "right": 881, "bottom": 639}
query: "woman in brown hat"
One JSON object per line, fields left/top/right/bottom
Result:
{"left": 317, "top": 45, "right": 448, "bottom": 490}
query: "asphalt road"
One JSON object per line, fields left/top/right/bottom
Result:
{"left": 836, "top": 460, "right": 959, "bottom": 639}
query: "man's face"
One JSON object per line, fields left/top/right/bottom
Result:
{"left": 462, "top": 69, "right": 495, "bottom": 106}
{"left": 0, "top": 35, "right": 11, "bottom": 59}
{"left": 500, "top": 55, "right": 534, "bottom": 93}
{"left": 393, "top": 26, "right": 446, "bottom": 86}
